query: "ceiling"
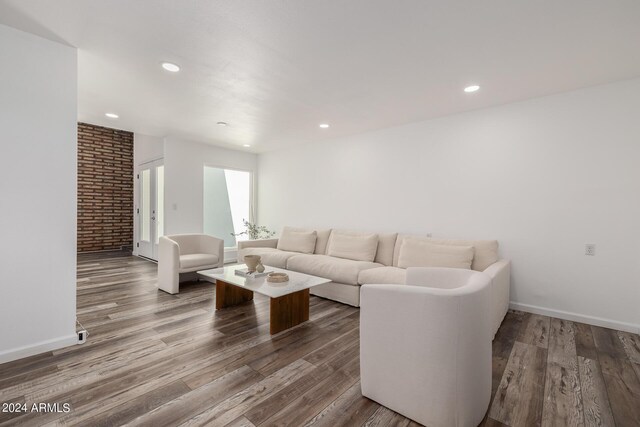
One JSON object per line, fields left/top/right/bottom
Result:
{"left": 1, "top": 1, "right": 640, "bottom": 153}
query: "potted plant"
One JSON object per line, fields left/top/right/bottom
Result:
{"left": 231, "top": 219, "right": 275, "bottom": 240}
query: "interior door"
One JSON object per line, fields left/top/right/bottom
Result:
{"left": 137, "top": 159, "right": 164, "bottom": 260}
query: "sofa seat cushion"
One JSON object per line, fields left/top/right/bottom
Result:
{"left": 238, "top": 247, "right": 301, "bottom": 269}
{"left": 179, "top": 253, "right": 219, "bottom": 272}
{"left": 358, "top": 267, "right": 406, "bottom": 285}
{"left": 287, "top": 254, "right": 382, "bottom": 285}
{"left": 237, "top": 246, "right": 278, "bottom": 261}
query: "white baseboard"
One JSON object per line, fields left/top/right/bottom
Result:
{"left": 225, "top": 248, "right": 238, "bottom": 264}
{"left": 509, "top": 302, "right": 640, "bottom": 334}
{"left": 0, "top": 333, "right": 78, "bottom": 364}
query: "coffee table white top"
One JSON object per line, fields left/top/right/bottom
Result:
{"left": 197, "top": 264, "right": 331, "bottom": 298}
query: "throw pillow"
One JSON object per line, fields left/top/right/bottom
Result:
{"left": 398, "top": 239, "right": 474, "bottom": 269}
{"left": 326, "top": 230, "right": 379, "bottom": 262}
{"left": 277, "top": 227, "right": 317, "bottom": 254}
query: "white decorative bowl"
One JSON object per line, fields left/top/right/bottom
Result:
{"left": 267, "top": 272, "right": 289, "bottom": 283}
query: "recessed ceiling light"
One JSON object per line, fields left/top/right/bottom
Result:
{"left": 217, "top": 121, "right": 228, "bottom": 126}
{"left": 105, "top": 113, "right": 119, "bottom": 119}
{"left": 319, "top": 123, "right": 330, "bottom": 128}
{"left": 243, "top": 144, "right": 251, "bottom": 148}
{"left": 464, "top": 85, "right": 480, "bottom": 93}
{"left": 161, "top": 62, "right": 180, "bottom": 72}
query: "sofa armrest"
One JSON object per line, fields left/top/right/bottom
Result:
{"left": 406, "top": 267, "right": 489, "bottom": 289}
{"left": 237, "top": 238, "right": 279, "bottom": 250}
{"left": 158, "top": 236, "right": 180, "bottom": 294}
{"left": 483, "top": 259, "right": 511, "bottom": 338}
{"left": 201, "top": 235, "right": 225, "bottom": 267}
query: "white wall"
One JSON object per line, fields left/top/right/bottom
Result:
{"left": 0, "top": 24, "right": 78, "bottom": 362}
{"left": 164, "top": 137, "right": 258, "bottom": 236}
{"left": 134, "top": 133, "right": 164, "bottom": 165}
{"left": 132, "top": 133, "right": 164, "bottom": 255}
{"left": 258, "top": 77, "right": 640, "bottom": 332}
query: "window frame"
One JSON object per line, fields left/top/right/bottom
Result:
{"left": 202, "top": 163, "right": 256, "bottom": 250}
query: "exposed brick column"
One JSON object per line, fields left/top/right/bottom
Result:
{"left": 77, "top": 122, "right": 133, "bottom": 252}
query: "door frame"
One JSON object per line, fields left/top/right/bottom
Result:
{"left": 135, "top": 158, "right": 164, "bottom": 260}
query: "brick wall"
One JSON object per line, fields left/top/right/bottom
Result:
{"left": 77, "top": 123, "right": 133, "bottom": 252}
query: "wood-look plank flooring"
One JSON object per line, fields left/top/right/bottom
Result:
{"left": 0, "top": 252, "right": 639, "bottom": 426}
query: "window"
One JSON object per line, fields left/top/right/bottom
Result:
{"left": 140, "top": 169, "right": 151, "bottom": 242}
{"left": 203, "top": 166, "right": 252, "bottom": 248}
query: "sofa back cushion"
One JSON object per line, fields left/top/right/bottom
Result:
{"left": 428, "top": 238, "right": 498, "bottom": 271}
{"left": 166, "top": 234, "right": 202, "bottom": 255}
{"left": 398, "top": 239, "right": 474, "bottom": 269}
{"left": 314, "top": 229, "right": 332, "bottom": 254}
{"left": 326, "top": 230, "right": 379, "bottom": 262}
{"left": 277, "top": 227, "right": 317, "bottom": 254}
{"left": 393, "top": 235, "right": 499, "bottom": 271}
{"left": 374, "top": 233, "right": 398, "bottom": 266}
{"left": 392, "top": 234, "right": 429, "bottom": 267}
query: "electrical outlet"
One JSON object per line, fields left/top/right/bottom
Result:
{"left": 585, "top": 244, "right": 596, "bottom": 256}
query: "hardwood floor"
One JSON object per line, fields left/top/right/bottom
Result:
{"left": 1, "top": 252, "right": 639, "bottom": 426}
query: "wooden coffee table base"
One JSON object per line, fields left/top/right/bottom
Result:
{"left": 215, "top": 279, "right": 254, "bottom": 309}
{"left": 269, "top": 289, "right": 310, "bottom": 335}
{"left": 215, "top": 280, "right": 310, "bottom": 335}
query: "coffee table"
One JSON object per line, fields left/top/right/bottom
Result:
{"left": 197, "top": 264, "right": 331, "bottom": 334}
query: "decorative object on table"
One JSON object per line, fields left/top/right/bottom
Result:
{"left": 267, "top": 272, "right": 289, "bottom": 283}
{"left": 244, "top": 255, "right": 261, "bottom": 273}
{"left": 231, "top": 219, "right": 276, "bottom": 240}
{"left": 256, "top": 261, "right": 265, "bottom": 273}
{"left": 235, "top": 268, "right": 271, "bottom": 278}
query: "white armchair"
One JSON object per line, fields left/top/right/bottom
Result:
{"left": 360, "top": 267, "right": 492, "bottom": 427}
{"left": 158, "top": 234, "right": 224, "bottom": 294}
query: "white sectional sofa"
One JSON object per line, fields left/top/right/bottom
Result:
{"left": 238, "top": 226, "right": 511, "bottom": 336}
